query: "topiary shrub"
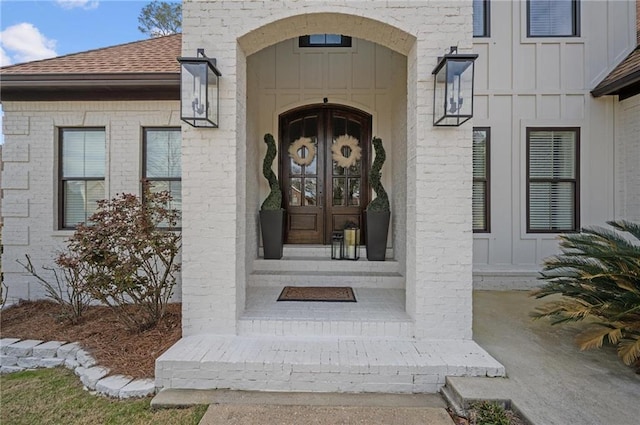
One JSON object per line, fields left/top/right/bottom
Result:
{"left": 261, "top": 133, "right": 282, "bottom": 211}
{"left": 366, "top": 137, "right": 389, "bottom": 212}
{"left": 531, "top": 220, "right": 640, "bottom": 368}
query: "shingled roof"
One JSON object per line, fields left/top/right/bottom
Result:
{"left": 592, "top": 1, "right": 640, "bottom": 99}
{"left": 0, "top": 34, "right": 181, "bottom": 101}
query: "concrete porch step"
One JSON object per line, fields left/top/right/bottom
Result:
{"left": 155, "top": 335, "right": 506, "bottom": 394}
{"left": 260, "top": 245, "right": 395, "bottom": 259}
{"left": 253, "top": 257, "right": 401, "bottom": 274}
{"left": 238, "top": 317, "right": 414, "bottom": 338}
{"left": 240, "top": 288, "right": 411, "bottom": 337}
{"left": 248, "top": 270, "right": 404, "bottom": 288}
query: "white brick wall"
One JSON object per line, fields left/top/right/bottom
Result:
{"left": 1, "top": 100, "right": 181, "bottom": 305}
{"left": 181, "top": 0, "right": 474, "bottom": 339}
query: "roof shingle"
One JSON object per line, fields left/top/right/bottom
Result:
{"left": 0, "top": 33, "right": 181, "bottom": 75}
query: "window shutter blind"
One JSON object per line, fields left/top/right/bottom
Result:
{"left": 528, "top": 130, "right": 576, "bottom": 231}
{"left": 529, "top": 0, "right": 575, "bottom": 36}
{"left": 472, "top": 130, "right": 487, "bottom": 231}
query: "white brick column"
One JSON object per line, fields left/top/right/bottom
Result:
{"left": 180, "top": 13, "right": 242, "bottom": 334}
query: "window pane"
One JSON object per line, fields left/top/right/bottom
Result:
{"left": 146, "top": 129, "right": 181, "bottom": 178}
{"left": 473, "top": 181, "right": 486, "bottom": 230}
{"left": 529, "top": 0, "right": 575, "bottom": 36}
{"left": 473, "top": 130, "right": 487, "bottom": 179}
{"left": 149, "top": 180, "right": 182, "bottom": 227}
{"left": 473, "top": 0, "right": 487, "bottom": 37}
{"left": 333, "top": 178, "right": 345, "bottom": 206}
{"left": 64, "top": 180, "right": 104, "bottom": 228}
{"left": 529, "top": 131, "right": 576, "bottom": 179}
{"left": 62, "top": 130, "right": 105, "bottom": 178}
{"left": 529, "top": 182, "right": 575, "bottom": 230}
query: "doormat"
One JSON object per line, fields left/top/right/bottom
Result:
{"left": 277, "top": 286, "right": 356, "bottom": 302}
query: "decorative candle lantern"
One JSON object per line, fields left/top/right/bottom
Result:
{"left": 331, "top": 231, "right": 344, "bottom": 260}
{"left": 342, "top": 226, "right": 360, "bottom": 261}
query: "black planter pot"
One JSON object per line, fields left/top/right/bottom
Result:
{"left": 366, "top": 210, "right": 390, "bottom": 261}
{"left": 260, "top": 209, "right": 284, "bottom": 259}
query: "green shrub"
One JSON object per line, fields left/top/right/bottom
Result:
{"left": 59, "top": 183, "right": 181, "bottom": 331}
{"left": 531, "top": 220, "right": 640, "bottom": 367}
{"left": 470, "top": 401, "right": 511, "bottom": 425}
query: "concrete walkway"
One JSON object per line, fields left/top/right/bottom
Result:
{"left": 449, "top": 290, "right": 640, "bottom": 425}
{"left": 152, "top": 390, "right": 455, "bottom": 424}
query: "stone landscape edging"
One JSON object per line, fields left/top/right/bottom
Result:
{"left": 0, "top": 337, "right": 156, "bottom": 399}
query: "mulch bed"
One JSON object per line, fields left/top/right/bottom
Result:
{"left": 0, "top": 301, "right": 181, "bottom": 379}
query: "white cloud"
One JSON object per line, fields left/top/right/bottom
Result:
{"left": 55, "top": 0, "right": 99, "bottom": 10}
{"left": 0, "top": 46, "right": 12, "bottom": 67}
{"left": 0, "top": 23, "right": 57, "bottom": 64}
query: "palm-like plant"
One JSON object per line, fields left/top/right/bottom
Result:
{"left": 531, "top": 220, "right": 640, "bottom": 367}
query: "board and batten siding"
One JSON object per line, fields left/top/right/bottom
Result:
{"left": 472, "top": 0, "right": 637, "bottom": 289}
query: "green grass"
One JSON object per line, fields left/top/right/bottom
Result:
{"left": 0, "top": 368, "right": 207, "bottom": 425}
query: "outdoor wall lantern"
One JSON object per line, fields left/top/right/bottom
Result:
{"left": 177, "top": 48, "right": 221, "bottom": 128}
{"left": 432, "top": 46, "right": 479, "bottom": 127}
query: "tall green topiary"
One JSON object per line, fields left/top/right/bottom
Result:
{"left": 366, "top": 137, "right": 389, "bottom": 212}
{"left": 261, "top": 133, "right": 282, "bottom": 211}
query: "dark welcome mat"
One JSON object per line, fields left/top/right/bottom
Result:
{"left": 277, "top": 286, "right": 356, "bottom": 302}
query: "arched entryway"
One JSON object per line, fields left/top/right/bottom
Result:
{"left": 279, "top": 105, "right": 371, "bottom": 244}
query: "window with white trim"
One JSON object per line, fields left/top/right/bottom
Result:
{"left": 143, "top": 128, "right": 182, "bottom": 226}
{"left": 59, "top": 128, "right": 106, "bottom": 229}
{"left": 527, "top": 0, "right": 579, "bottom": 37}
{"left": 473, "top": 128, "right": 490, "bottom": 232}
{"left": 527, "top": 128, "right": 579, "bottom": 232}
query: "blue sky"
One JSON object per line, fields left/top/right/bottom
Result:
{"left": 0, "top": 0, "right": 180, "bottom": 64}
{"left": 0, "top": 0, "right": 181, "bottom": 142}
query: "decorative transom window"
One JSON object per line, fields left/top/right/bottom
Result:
{"left": 299, "top": 34, "right": 352, "bottom": 48}
{"left": 527, "top": 128, "right": 580, "bottom": 233}
{"left": 59, "top": 128, "right": 106, "bottom": 229}
{"left": 527, "top": 0, "right": 580, "bottom": 37}
{"left": 143, "top": 128, "right": 182, "bottom": 227}
{"left": 473, "top": 128, "right": 490, "bottom": 232}
{"left": 473, "top": 0, "right": 490, "bottom": 37}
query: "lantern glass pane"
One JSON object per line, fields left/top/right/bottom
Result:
{"left": 207, "top": 67, "right": 219, "bottom": 126}
{"left": 181, "top": 62, "right": 208, "bottom": 122}
{"left": 433, "top": 66, "right": 447, "bottom": 125}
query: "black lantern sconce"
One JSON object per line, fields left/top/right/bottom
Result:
{"left": 432, "top": 47, "right": 478, "bottom": 126}
{"left": 177, "top": 48, "right": 221, "bottom": 128}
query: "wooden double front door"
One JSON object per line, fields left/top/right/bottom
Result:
{"left": 280, "top": 105, "right": 371, "bottom": 244}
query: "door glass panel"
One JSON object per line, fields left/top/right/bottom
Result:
{"left": 290, "top": 156, "right": 302, "bottom": 175}
{"left": 305, "top": 137, "right": 317, "bottom": 174}
{"left": 348, "top": 178, "right": 360, "bottom": 206}
{"left": 290, "top": 178, "right": 302, "bottom": 206}
{"left": 333, "top": 158, "right": 346, "bottom": 175}
{"left": 347, "top": 119, "right": 361, "bottom": 141}
{"left": 305, "top": 178, "right": 317, "bottom": 206}
{"left": 333, "top": 178, "right": 345, "bottom": 206}
{"left": 333, "top": 117, "right": 346, "bottom": 138}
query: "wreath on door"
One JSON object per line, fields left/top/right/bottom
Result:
{"left": 332, "top": 135, "right": 362, "bottom": 168}
{"left": 288, "top": 137, "right": 316, "bottom": 166}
